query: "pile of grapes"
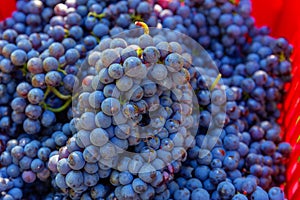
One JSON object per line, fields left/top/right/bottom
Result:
{"left": 0, "top": 0, "right": 293, "bottom": 199}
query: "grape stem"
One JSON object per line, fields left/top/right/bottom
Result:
{"left": 49, "top": 87, "right": 72, "bottom": 100}
{"left": 136, "top": 47, "right": 143, "bottom": 57}
{"left": 88, "top": 12, "right": 106, "bottom": 20}
{"left": 43, "top": 87, "right": 51, "bottom": 100}
{"left": 20, "top": 63, "right": 27, "bottom": 76}
{"left": 41, "top": 98, "right": 72, "bottom": 113}
{"left": 135, "top": 21, "right": 149, "bottom": 35}
{"left": 90, "top": 32, "right": 100, "bottom": 43}
{"left": 130, "top": 14, "right": 144, "bottom": 22}
{"left": 210, "top": 74, "right": 222, "bottom": 91}
{"left": 57, "top": 67, "right": 67, "bottom": 75}
{"left": 41, "top": 92, "right": 79, "bottom": 113}
{"left": 64, "top": 29, "right": 69, "bottom": 38}
{"left": 279, "top": 52, "right": 286, "bottom": 62}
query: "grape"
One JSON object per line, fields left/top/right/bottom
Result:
{"left": 138, "top": 34, "right": 154, "bottom": 49}
{"left": 55, "top": 173, "right": 68, "bottom": 189}
{"left": 45, "top": 71, "right": 62, "bottom": 87}
{"left": 23, "top": 119, "right": 41, "bottom": 135}
{"left": 217, "top": 181, "right": 235, "bottom": 199}
{"left": 164, "top": 53, "right": 184, "bottom": 72}
{"left": 0, "top": 58, "right": 15, "bottom": 73}
{"left": 186, "top": 178, "right": 202, "bottom": 191}
{"left": 30, "top": 158, "right": 45, "bottom": 173}
{"left": 24, "top": 141, "right": 40, "bottom": 158}
{"left": 88, "top": 91, "right": 105, "bottom": 109}
{"left": 10, "top": 49, "right": 27, "bottom": 66}
{"left": 65, "top": 170, "right": 84, "bottom": 189}
{"left": 79, "top": 112, "right": 97, "bottom": 131}
{"left": 174, "top": 188, "right": 190, "bottom": 200}
{"left": 191, "top": 188, "right": 210, "bottom": 200}
{"left": 49, "top": 42, "right": 65, "bottom": 59}
{"left": 83, "top": 145, "right": 100, "bottom": 163}
{"left": 67, "top": 151, "right": 85, "bottom": 170}
{"left": 108, "top": 63, "right": 124, "bottom": 79}
{"left": 7, "top": 188, "right": 23, "bottom": 199}
{"left": 110, "top": 38, "right": 127, "bottom": 49}
{"left": 22, "top": 171, "right": 36, "bottom": 183}
{"left": 118, "top": 171, "right": 134, "bottom": 185}
{"left": 251, "top": 187, "right": 270, "bottom": 200}
{"left": 57, "top": 158, "right": 71, "bottom": 175}
{"left": 101, "top": 49, "right": 121, "bottom": 68}
{"left": 10, "top": 99, "right": 24, "bottom": 114}
{"left": 101, "top": 97, "right": 121, "bottom": 116}
{"left": 132, "top": 178, "right": 148, "bottom": 194}
{"left": 27, "top": 88, "right": 44, "bottom": 105}
{"left": 84, "top": 163, "right": 99, "bottom": 174}
{"left": 268, "top": 187, "right": 285, "bottom": 200}
{"left": 92, "top": 23, "right": 109, "bottom": 38}
{"left": 150, "top": 64, "right": 168, "bottom": 81}
{"left": 90, "top": 128, "right": 109, "bottom": 147}
{"left": 0, "top": 152, "right": 12, "bottom": 166}
{"left": 90, "top": 184, "right": 108, "bottom": 199}
{"left": 100, "top": 143, "right": 116, "bottom": 160}
{"left": 83, "top": 172, "right": 99, "bottom": 187}
{"left": 43, "top": 57, "right": 59, "bottom": 72}
{"left": 232, "top": 194, "right": 248, "bottom": 200}
{"left": 41, "top": 110, "right": 56, "bottom": 127}
{"left": 25, "top": 104, "right": 42, "bottom": 120}
{"left": 142, "top": 46, "right": 160, "bottom": 63}
{"left": 7, "top": 164, "right": 20, "bottom": 178}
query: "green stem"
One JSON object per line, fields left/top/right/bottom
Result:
{"left": 119, "top": 95, "right": 127, "bottom": 106}
{"left": 88, "top": 12, "right": 106, "bottom": 20}
{"left": 242, "top": 92, "right": 250, "bottom": 101}
{"left": 50, "top": 87, "right": 72, "bottom": 100}
{"left": 64, "top": 29, "right": 70, "bottom": 38}
{"left": 72, "top": 93, "right": 79, "bottom": 101}
{"left": 279, "top": 52, "right": 286, "bottom": 62}
{"left": 57, "top": 67, "right": 67, "bottom": 75}
{"left": 44, "top": 87, "right": 51, "bottom": 100}
{"left": 42, "top": 98, "right": 72, "bottom": 113}
{"left": 90, "top": 32, "right": 100, "bottom": 43}
{"left": 210, "top": 74, "right": 222, "bottom": 91}
{"left": 20, "top": 63, "right": 27, "bottom": 76}
{"left": 130, "top": 14, "right": 144, "bottom": 22}
{"left": 199, "top": 106, "right": 204, "bottom": 112}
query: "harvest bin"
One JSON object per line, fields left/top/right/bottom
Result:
{"left": 0, "top": 0, "right": 299, "bottom": 199}
{"left": 251, "top": 1, "right": 300, "bottom": 199}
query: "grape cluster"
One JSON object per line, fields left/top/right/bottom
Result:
{"left": 0, "top": 0, "right": 294, "bottom": 199}
{"left": 0, "top": 123, "right": 72, "bottom": 199}
{"left": 51, "top": 24, "right": 220, "bottom": 199}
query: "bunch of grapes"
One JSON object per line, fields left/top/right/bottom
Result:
{"left": 0, "top": 0, "right": 294, "bottom": 199}
{"left": 49, "top": 22, "right": 226, "bottom": 199}
{"left": 0, "top": 122, "right": 73, "bottom": 199}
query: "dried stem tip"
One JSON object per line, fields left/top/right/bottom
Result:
{"left": 135, "top": 21, "right": 150, "bottom": 35}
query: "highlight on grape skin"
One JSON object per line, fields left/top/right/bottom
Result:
{"left": 0, "top": 0, "right": 293, "bottom": 200}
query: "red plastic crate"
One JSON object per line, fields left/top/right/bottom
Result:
{"left": 252, "top": 1, "right": 300, "bottom": 199}
{"left": 0, "top": 0, "right": 299, "bottom": 199}
{"left": 0, "top": 0, "right": 16, "bottom": 21}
